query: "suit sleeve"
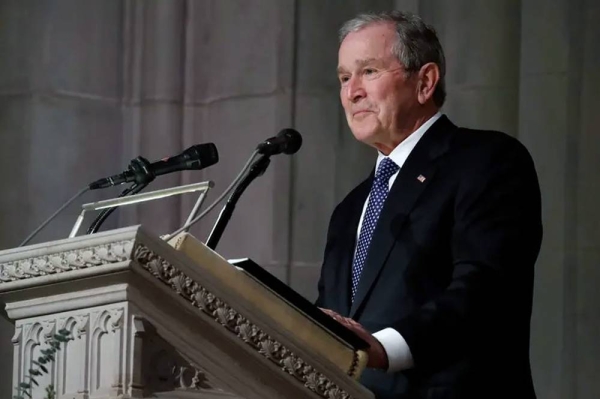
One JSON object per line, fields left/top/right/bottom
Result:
{"left": 315, "top": 203, "right": 341, "bottom": 308}
{"left": 392, "top": 138, "right": 543, "bottom": 372}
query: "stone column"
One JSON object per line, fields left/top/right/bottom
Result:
{"left": 517, "top": 0, "right": 595, "bottom": 397}
{"left": 422, "top": 0, "right": 522, "bottom": 135}
{"left": 571, "top": 2, "right": 600, "bottom": 398}
{"left": 288, "top": 0, "right": 394, "bottom": 300}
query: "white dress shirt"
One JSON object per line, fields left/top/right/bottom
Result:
{"left": 356, "top": 112, "right": 442, "bottom": 372}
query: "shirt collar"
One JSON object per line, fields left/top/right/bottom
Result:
{"left": 375, "top": 112, "right": 443, "bottom": 171}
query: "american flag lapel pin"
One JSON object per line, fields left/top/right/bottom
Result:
{"left": 417, "top": 174, "right": 426, "bottom": 183}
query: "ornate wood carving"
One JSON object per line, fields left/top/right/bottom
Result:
{"left": 133, "top": 243, "right": 353, "bottom": 399}
{"left": 0, "top": 240, "right": 134, "bottom": 283}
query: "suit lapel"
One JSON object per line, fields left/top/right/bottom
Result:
{"left": 349, "top": 116, "right": 456, "bottom": 318}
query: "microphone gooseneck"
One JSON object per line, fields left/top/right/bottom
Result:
{"left": 205, "top": 155, "right": 271, "bottom": 250}
{"left": 206, "top": 129, "right": 303, "bottom": 250}
{"left": 86, "top": 182, "right": 149, "bottom": 234}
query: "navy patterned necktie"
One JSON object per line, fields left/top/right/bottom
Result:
{"left": 351, "top": 157, "right": 399, "bottom": 301}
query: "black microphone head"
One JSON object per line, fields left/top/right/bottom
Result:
{"left": 278, "top": 128, "right": 302, "bottom": 155}
{"left": 180, "top": 143, "right": 219, "bottom": 169}
{"left": 89, "top": 143, "right": 219, "bottom": 190}
{"left": 256, "top": 129, "right": 302, "bottom": 156}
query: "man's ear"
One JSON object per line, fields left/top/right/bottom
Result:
{"left": 416, "top": 63, "right": 440, "bottom": 105}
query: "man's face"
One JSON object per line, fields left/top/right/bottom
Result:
{"left": 337, "top": 23, "right": 419, "bottom": 151}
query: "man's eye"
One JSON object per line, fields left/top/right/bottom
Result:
{"left": 339, "top": 76, "right": 350, "bottom": 83}
{"left": 364, "top": 68, "right": 376, "bottom": 75}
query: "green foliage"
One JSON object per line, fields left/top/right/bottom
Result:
{"left": 13, "top": 328, "right": 71, "bottom": 399}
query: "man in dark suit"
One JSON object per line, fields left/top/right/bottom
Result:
{"left": 316, "top": 11, "right": 542, "bottom": 399}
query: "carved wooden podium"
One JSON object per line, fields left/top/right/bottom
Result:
{"left": 0, "top": 226, "right": 374, "bottom": 399}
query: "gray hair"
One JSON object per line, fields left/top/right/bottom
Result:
{"left": 339, "top": 11, "right": 446, "bottom": 107}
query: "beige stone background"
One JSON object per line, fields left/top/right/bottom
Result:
{"left": 0, "top": 1, "right": 599, "bottom": 398}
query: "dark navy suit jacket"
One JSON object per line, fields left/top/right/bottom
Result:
{"left": 316, "top": 116, "right": 542, "bottom": 399}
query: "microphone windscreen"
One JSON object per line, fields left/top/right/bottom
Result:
{"left": 279, "top": 128, "right": 302, "bottom": 155}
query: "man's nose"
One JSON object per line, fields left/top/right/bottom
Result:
{"left": 345, "top": 76, "right": 366, "bottom": 103}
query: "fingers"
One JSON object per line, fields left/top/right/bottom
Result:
{"left": 318, "top": 309, "right": 387, "bottom": 368}
{"left": 345, "top": 318, "right": 361, "bottom": 328}
{"left": 319, "top": 308, "right": 339, "bottom": 318}
{"left": 318, "top": 308, "right": 362, "bottom": 330}
{"left": 319, "top": 308, "right": 347, "bottom": 325}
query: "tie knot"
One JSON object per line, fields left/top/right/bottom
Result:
{"left": 375, "top": 158, "right": 399, "bottom": 182}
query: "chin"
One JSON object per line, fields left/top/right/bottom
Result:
{"left": 350, "top": 126, "right": 380, "bottom": 145}
{"left": 351, "top": 131, "right": 374, "bottom": 143}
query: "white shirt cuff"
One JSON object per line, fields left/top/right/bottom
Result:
{"left": 372, "top": 328, "right": 414, "bottom": 372}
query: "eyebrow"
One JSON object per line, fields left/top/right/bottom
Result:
{"left": 337, "top": 58, "right": 383, "bottom": 74}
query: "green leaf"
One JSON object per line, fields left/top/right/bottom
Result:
{"left": 56, "top": 331, "right": 71, "bottom": 340}
{"left": 46, "top": 385, "right": 56, "bottom": 399}
{"left": 15, "top": 336, "right": 67, "bottom": 399}
{"left": 32, "top": 360, "right": 48, "bottom": 373}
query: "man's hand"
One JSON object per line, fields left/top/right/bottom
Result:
{"left": 320, "top": 308, "right": 389, "bottom": 370}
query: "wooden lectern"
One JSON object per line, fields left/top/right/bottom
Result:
{"left": 0, "top": 226, "right": 374, "bottom": 399}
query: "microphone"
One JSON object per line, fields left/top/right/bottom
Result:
{"left": 256, "top": 128, "right": 302, "bottom": 156}
{"left": 89, "top": 143, "right": 219, "bottom": 190}
{"left": 204, "top": 129, "right": 302, "bottom": 250}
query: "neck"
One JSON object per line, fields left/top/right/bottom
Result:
{"left": 374, "top": 107, "right": 439, "bottom": 155}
